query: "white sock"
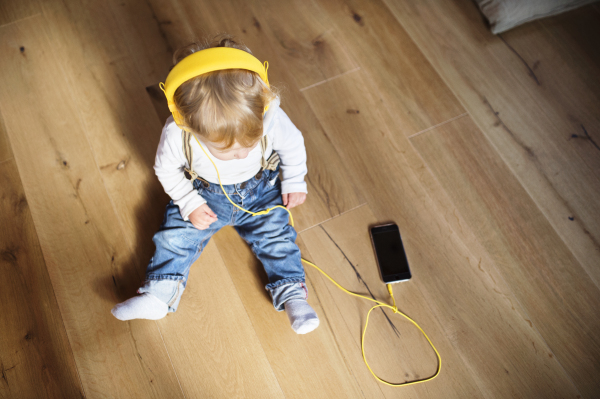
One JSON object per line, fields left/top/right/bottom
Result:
{"left": 284, "top": 299, "right": 320, "bottom": 334}
{"left": 111, "top": 293, "right": 169, "bottom": 321}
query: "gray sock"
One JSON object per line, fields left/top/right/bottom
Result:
{"left": 284, "top": 299, "right": 320, "bottom": 334}
{"left": 111, "top": 292, "right": 168, "bottom": 321}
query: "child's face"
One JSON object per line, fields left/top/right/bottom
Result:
{"left": 203, "top": 139, "right": 259, "bottom": 161}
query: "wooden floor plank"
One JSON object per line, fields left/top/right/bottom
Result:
{"left": 41, "top": 0, "right": 174, "bottom": 263}
{"left": 105, "top": 0, "right": 174, "bottom": 88}
{"left": 41, "top": 0, "right": 173, "bottom": 90}
{"left": 382, "top": 0, "right": 600, "bottom": 293}
{"left": 312, "top": 0, "right": 465, "bottom": 136}
{"left": 411, "top": 115, "right": 600, "bottom": 396}
{"left": 0, "top": 15, "right": 184, "bottom": 398}
{"left": 0, "top": 0, "right": 39, "bottom": 27}
{"left": 0, "top": 111, "right": 12, "bottom": 164}
{"left": 243, "top": 0, "right": 358, "bottom": 90}
{"left": 296, "top": 236, "right": 391, "bottom": 399}
{"left": 300, "top": 205, "right": 482, "bottom": 398}
{"left": 56, "top": 56, "right": 166, "bottom": 267}
{"left": 155, "top": 240, "right": 285, "bottom": 398}
{"left": 499, "top": 9, "right": 600, "bottom": 175}
{"left": 301, "top": 71, "right": 581, "bottom": 397}
{"left": 0, "top": 159, "right": 83, "bottom": 398}
{"left": 213, "top": 227, "right": 367, "bottom": 399}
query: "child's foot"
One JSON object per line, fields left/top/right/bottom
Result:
{"left": 111, "top": 293, "right": 168, "bottom": 321}
{"left": 284, "top": 299, "right": 319, "bottom": 334}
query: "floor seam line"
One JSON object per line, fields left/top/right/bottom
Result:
{"left": 407, "top": 112, "right": 468, "bottom": 139}
{"left": 299, "top": 67, "right": 361, "bottom": 92}
{"left": 0, "top": 157, "right": 14, "bottom": 166}
{"left": 211, "top": 239, "right": 287, "bottom": 397}
{"left": 298, "top": 202, "right": 368, "bottom": 234}
{"left": 0, "top": 12, "right": 42, "bottom": 29}
{"left": 154, "top": 321, "right": 187, "bottom": 399}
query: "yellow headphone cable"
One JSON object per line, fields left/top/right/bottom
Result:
{"left": 193, "top": 135, "right": 441, "bottom": 387}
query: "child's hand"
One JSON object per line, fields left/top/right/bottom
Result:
{"left": 282, "top": 192, "right": 306, "bottom": 209}
{"left": 189, "top": 204, "right": 218, "bottom": 230}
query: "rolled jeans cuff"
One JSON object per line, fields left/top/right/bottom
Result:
{"left": 267, "top": 280, "right": 308, "bottom": 311}
{"left": 138, "top": 277, "right": 185, "bottom": 313}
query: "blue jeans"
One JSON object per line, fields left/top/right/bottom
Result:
{"left": 138, "top": 167, "right": 308, "bottom": 312}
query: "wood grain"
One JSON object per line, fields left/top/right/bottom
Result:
{"left": 214, "top": 227, "right": 367, "bottom": 398}
{"left": 156, "top": 240, "right": 285, "bottom": 398}
{"left": 412, "top": 115, "right": 600, "bottom": 396}
{"left": 41, "top": 0, "right": 172, "bottom": 265}
{"left": 0, "top": 159, "right": 82, "bottom": 398}
{"left": 301, "top": 70, "right": 581, "bottom": 397}
{"left": 382, "top": 0, "right": 600, "bottom": 296}
{"left": 499, "top": 9, "right": 600, "bottom": 174}
{"left": 541, "top": 6, "right": 600, "bottom": 83}
{"left": 244, "top": 0, "right": 358, "bottom": 90}
{"left": 300, "top": 205, "right": 482, "bottom": 398}
{"left": 0, "top": 0, "right": 39, "bottom": 27}
{"left": 41, "top": 0, "right": 172, "bottom": 89}
{"left": 0, "top": 15, "right": 184, "bottom": 398}
{"left": 0, "top": 111, "right": 11, "bottom": 164}
{"left": 106, "top": 0, "right": 174, "bottom": 88}
{"left": 312, "top": 0, "right": 465, "bottom": 136}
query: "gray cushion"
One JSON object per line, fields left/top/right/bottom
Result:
{"left": 474, "top": 0, "right": 598, "bottom": 33}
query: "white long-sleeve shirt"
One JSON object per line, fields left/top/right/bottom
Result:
{"left": 154, "top": 97, "right": 308, "bottom": 221}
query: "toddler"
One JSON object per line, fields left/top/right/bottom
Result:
{"left": 111, "top": 35, "right": 319, "bottom": 334}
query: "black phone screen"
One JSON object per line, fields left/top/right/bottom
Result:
{"left": 371, "top": 224, "right": 411, "bottom": 283}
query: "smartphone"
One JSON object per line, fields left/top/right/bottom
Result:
{"left": 370, "top": 223, "right": 412, "bottom": 284}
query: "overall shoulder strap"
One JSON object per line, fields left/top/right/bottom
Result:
{"left": 260, "top": 134, "right": 268, "bottom": 165}
{"left": 181, "top": 130, "right": 198, "bottom": 180}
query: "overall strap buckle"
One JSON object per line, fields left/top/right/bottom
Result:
{"left": 260, "top": 135, "right": 280, "bottom": 171}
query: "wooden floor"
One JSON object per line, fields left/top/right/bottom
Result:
{"left": 0, "top": 0, "right": 599, "bottom": 397}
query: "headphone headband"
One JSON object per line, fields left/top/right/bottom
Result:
{"left": 159, "top": 47, "right": 270, "bottom": 127}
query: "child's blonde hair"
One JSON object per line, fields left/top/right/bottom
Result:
{"left": 172, "top": 34, "right": 278, "bottom": 149}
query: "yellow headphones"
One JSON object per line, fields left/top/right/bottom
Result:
{"left": 159, "top": 47, "right": 270, "bottom": 128}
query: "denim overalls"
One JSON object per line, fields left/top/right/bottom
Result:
{"left": 138, "top": 133, "right": 308, "bottom": 312}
